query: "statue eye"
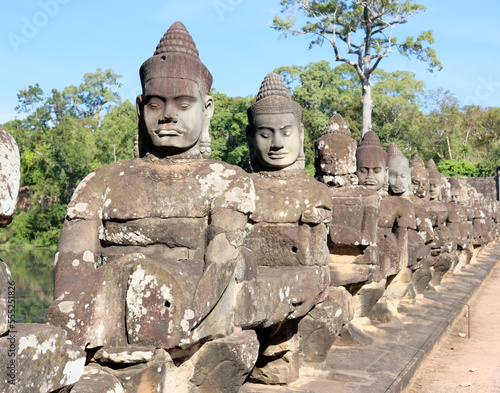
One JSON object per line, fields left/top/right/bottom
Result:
{"left": 148, "top": 102, "right": 160, "bottom": 109}
{"left": 259, "top": 133, "right": 270, "bottom": 139}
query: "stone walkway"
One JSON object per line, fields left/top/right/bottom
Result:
{"left": 242, "top": 242, "right": 500, "bottom": 392}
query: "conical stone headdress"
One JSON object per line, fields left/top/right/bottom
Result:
{"left": 356, "top": 131, "right": 387, "bottom": 164}
{"left": 315, "top": 113, "right": 356, "bottom": 176}
{"left": 410, "top": 155, "right": 427, "bottom": 175}
{"left": 426, "top": 159, "right": 441, "bottom": 180}
{"left": 247, "top": 73, "right": 302, "bottom": 125}
{"left": 139, "top": 21, "right": 213, "bottom": 95}
{"left": 387, "top": 143, "right": 409, "bottom": 167}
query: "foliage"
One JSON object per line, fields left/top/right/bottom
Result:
{"left": 95, "top": 100, "right": 138, "bottom": 165}
{"left": 273, "top": 0, "right": 441, "bottom": 135}
{"left": 1, "top": 69, "right": 130, "bottom": 247}
{"left": 209, "top": 90, "right": 254, "bottom": 171}
{"left": 63, "top": 68, "right": 123, "bottom": 120}
{"left": 437, "top": 159, "right": 492, "bottom": 178}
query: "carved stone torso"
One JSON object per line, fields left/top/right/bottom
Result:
{"left": 66, "top": 157, "right": 254, "bottom": 263}
{"left": 244, "top": 170, "right": 331, "bottom": 267}
{"left": 236, "top": 170, "right": 332, "bottom": 329}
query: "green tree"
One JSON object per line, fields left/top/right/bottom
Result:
{"left": 273, "top": 0, "right": 441, "bottom": 136}
{"left": 95, "top": 100, "right": 137, "bottom": 164}
{"left": 371, "top": 68, "right": 425, "bottom": 149}
{"left": 2, "top": 69, "right": 128, "bottom": 247}
{"left": 275, "top": 61, "right": 426, "bottom": 168}
{"left": 275, "top": 61, "right": 360, "bottom": 168}
{"left": 209, "top": 90, "right": 254, "bottom": 170}
{"left": 63, "top": 68, "right": 123, "bottom": 121}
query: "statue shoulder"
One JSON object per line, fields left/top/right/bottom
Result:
{"left": 198, "top": 159, "right": 255, "bottom": 214}
{"left": 67, "top": 159, "right": 140, "bottom": 220}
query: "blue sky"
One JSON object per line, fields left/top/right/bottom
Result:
{"left": 1, "top": 0, "right": 499, "bottom": 124}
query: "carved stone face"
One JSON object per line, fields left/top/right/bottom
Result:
{"left": 252, "top": 113, "right": 302, "bottom": 170}
{"left": 356, "top": 156, "right": 387, "bottom": 191}
{"left": 412, "top": 172, "right": 429, "bottom": 199}
{"left": 450, "top": 188, "right": 461, "bottom": 204}
{"left": 388, "top": 164, "right": 411, "bottom": 195}
{"left": 429, "top": 179, "right": 442, "bottom": 200}
{"left": 141, "top": 78, "right": 212, "bottom": 154}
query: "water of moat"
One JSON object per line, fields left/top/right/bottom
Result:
{"left": 1, "top": 248, "right": 54, "bottom": 323}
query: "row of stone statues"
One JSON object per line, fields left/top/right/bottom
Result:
{"left": 1, "top": 21, "right": 499, "bottom": 392}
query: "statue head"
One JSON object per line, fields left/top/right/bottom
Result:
{"left": 355, "top": 131, "right": 387, "bottom": 192}
{"left": 410, "top": 155, "right": 429, "bottom": 200}
{"left": 440, "top": 175, "right": 451, "bottom": 203}
{"left": 314, "top": 113, "right": 358, "bottom": 187}
{"left": 449, "top": 178, "right": 461, "bottom": 204}
{"left": 246, "top": 73, "right": 304, "bottom": 172}
{"left": 427, "top": 159, "right": 442, "bottom": 201}
{"left": 137, "top": 22, "right": 214, "bottom": 159}
{"left": 387, "top": 143, "right": 411, "bottom": 196}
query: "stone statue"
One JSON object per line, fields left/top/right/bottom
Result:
{"left": 426, "top": 159, "right": 454, "bottom": 285}
{"left": 314, "top": 114, "right": 358, "bottom": 188}
{"left": 47, "top": 22, "right": 258, "bottom": 392}
{"left": 356, "top": 131, "right": 388, "bottom": 196}
{"left": 447, "top": 178, "right": 475, "bottom": 271}
{"left": 356, "top": 134, "right": 416, "bottom": 323}
{"left": 405, "top": 155, "right": 438, "bottom": 292}
{"left": 387, "top": 143, "right": 412, "bottom": 196}
{"left": 315, "top": 114, "right": 381, "bottom": 345}
{"left": 410, "top": 155, "right": 429, "bottom": 201}
{"left": 427, "top": 159, "right": 442, "bottom": 202}
{"left": 239, "top": 72, "right": 332, "bottom": 383}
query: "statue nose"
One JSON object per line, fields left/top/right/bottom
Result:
{"left": 271, "top": 133, "right": 284, "bottom": 150}
{"left": 162, "top": 104, "right": 177, "bottom": 122}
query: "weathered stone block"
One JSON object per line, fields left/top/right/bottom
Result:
{"left": 94, "top": 345, "right": 158, "bottom": 365}
{"left": 412, "top": 265, "right": 433, "bottom": 294}
{"left": 189, "top": 330, "right": 259, "bottom": 392}
{"left": 0, "top": 323, "right": 85, "bottom": 393}
{"left": 71, "top": 364, "right": 125, "bottom": 393}
{"left": 235, "top": 266, "right": 330, "bottom": 329}
{"left": 326, "top": 286, "right": 354, "bottom": 325}
{"left": 250, "top": 321, "right": 300, "bottom": 385}
{"left": 298, "top": 302, "right": 343, "bottom": 364}
{"left": 47, "top": 263, "right": 130, "bottom": 349}
{"left": 126, "top": 259, "right": 203, "bottom": 349}
{"left": 243, "top": 223, "right": 328, "bottom": 267}
{"left": 352, "top": 279, "right": 386, "bottom": 318}
{"left": 430, "top": 254, "right": 453, "bottom": 286}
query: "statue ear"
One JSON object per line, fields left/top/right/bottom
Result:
{"left": 136, "top": 95, "right": 143, "bottom": 121}
{"left": 204, "top": 95, "right": 214, "bottom": 119}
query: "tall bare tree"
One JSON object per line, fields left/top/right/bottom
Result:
{"left": 273, "top": 0, "right": 442, "bottom": 136}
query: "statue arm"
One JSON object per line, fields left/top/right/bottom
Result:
{"left": 192, "top": 208, "right": 247, "bottom": 324}
{"left": 53, "top": 218, "right": 101, "bottom": 299}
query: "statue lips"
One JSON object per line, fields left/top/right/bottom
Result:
{"left": 268, "top": 152, "right": 289, "bottom": 160}
{"left": 156, "top": 125, "right": 184, "bottom": 137}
